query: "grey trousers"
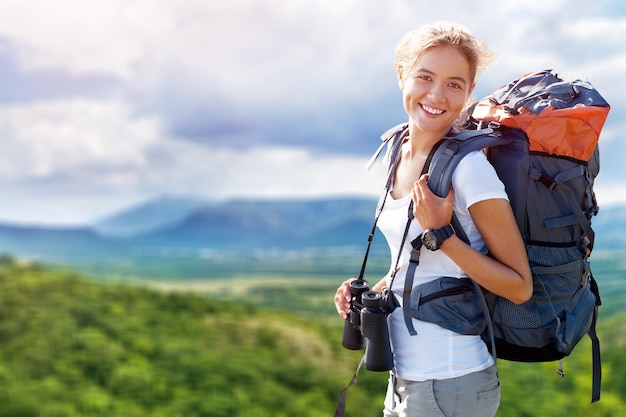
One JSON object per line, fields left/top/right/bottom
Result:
{"left": 383, "top": 364, "right": 500, "bottom": 417}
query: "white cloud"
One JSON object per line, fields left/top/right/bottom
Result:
{"left": 0, "top": 95, "right": 387, "bottom": 200}
{"left": 0, "top": 0, "right": 175, "bottom": 79}
{"left": 0, "top": 95, "right": 388, "bottom": 224}
{"left": 0, "top": 140, "right": 387, "bottom": 224}
{"left": 0, "top": 99, "right": 159, "bottom": 179}
{"left": 0, "top": 0, "right": 623, "bottom": 224}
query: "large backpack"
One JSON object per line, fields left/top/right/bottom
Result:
{"left": 423, "top": 70, "right": 610, "bottom": 402}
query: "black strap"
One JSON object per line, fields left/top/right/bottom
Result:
{"left": 401, "top": 234, "right": 421, "bottom": 335}
{"left": 356, "top": 128, "right": 407, "bottom": 282}
{"left": 589, "top": 275, "right": 602, "bottom": 403}
{"left": 472, "top": 279, "right": 497, "bottom": 359}
{"left": 334, "top": 354, "right": 365, "bottom": 417}
{"left": 401, "top": 207, "right": 419, "bottom": 336}
{"left": 589, "top": 305, "right": 601, "bottom": 403}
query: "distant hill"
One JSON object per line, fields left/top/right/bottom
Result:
{"left": 0, "top": 223, "right": 125, "bottom": 261}
{"left": 92, "top": 195, "right": 210, "bottom": 237}
{"left": 0, "top": 197, "right": 383, "bottom": 263}
{"left": 126, "top": 198, "right": 380, "bottom": 251}
{"left": 0, "top": 196, "right": 624, "bottom": 265}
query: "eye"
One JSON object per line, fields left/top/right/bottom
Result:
{"left": 448, "top": 82, "right": 463, "bottom": 90}
{"left": 416, "top": 74, "right": 432, "bottom": 81}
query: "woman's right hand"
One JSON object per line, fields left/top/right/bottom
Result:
{"left": 334, "top": 278, "right": 356, "bottom": 319}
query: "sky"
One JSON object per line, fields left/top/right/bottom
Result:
{"left": 0, "top": 0, "right": 624, "bottom": 226}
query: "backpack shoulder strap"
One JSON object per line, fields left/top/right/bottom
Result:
{"left": 366, "top": 122, "right": 408, "bottom": 171}
{"left": 425, "top": 127, "right": 513, "bottom": 243}
{"left": 426, "top": 128, "right": 513, "bottom": 198}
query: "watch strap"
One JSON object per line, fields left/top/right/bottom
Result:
{"left": 435, "top": 224, "right": 455, "bottom": 243}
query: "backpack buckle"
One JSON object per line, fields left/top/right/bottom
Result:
{"left": 538, "top": 173, "right": 557, "bottom": 189}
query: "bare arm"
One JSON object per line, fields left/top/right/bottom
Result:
{"left": 412, "top": 174, "right": 532, "bottom": 304}
{"left": 442, "top": 198, "right": 532, "bottom": 303}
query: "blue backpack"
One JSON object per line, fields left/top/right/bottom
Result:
{"left": 410, "top": 70, "right": 608, "bottom": 403}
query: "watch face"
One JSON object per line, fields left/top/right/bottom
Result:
{"left": 422, "top": 231, "right": 438, "bottom": 250}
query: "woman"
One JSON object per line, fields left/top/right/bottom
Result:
{"left": 334, "top": 22, "right": 532, "bottom": 417}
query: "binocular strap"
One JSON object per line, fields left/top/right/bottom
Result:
{"left": 334, "top": 354, "right": 366, "bottom": 417}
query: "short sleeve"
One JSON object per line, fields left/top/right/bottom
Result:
{"left": 452, "top": 150, "right": 508, "bottom": 213}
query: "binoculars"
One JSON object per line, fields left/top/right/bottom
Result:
{"left": 341, "top": 279, "right": 395, "bottom": 372}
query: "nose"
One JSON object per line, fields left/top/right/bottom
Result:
{"left": 428, "top": 82, "right": 445, "bottom": 102}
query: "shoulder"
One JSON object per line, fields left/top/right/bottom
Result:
{"left": 454, "top": 150, "right": 494, "bottom": 179}
{"left": 453, "top": 150, "right": 508, "bottom": 210}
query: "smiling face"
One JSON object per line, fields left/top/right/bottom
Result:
{"left": 398, "top": 45, "right": 475, "bottom": 141}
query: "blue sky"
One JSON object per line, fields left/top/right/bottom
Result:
{"left": 0, "top": 0, "right": 624, "bottom": 225}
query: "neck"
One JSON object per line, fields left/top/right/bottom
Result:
{"left": 406, "top": 124, "right": 450, "bottom": 158}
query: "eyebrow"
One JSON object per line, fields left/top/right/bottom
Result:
{"left": 415, "top": 68, "right": 469, "bottom": 85}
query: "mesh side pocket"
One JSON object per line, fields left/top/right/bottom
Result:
{"left": 493, "top": 245, "right": 585, "bottom": 330}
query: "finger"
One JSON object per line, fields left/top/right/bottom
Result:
{"left": 412, "top": 179, "right": 423, "bottom": 202}
{"left": 335, "top": 297, "right": 347, "bottom": 318}
{"left": 335, "top": 284, "right": 352, "bottom": 318}
{"left": 417, "top": 174, "right": 431, "bottom": 196}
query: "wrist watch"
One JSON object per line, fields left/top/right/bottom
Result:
{"left": 422, "top": 224, "right": 455, "bottom": 251}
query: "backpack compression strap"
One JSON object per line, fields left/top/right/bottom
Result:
{"left": 589, "top": 275, "right": 602, "bottom": 403}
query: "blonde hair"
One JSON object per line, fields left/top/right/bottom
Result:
{"left": 394, "top": 21, "right": 496, "bottom": 84}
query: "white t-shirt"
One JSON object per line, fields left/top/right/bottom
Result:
{"left": 377, "top": 149, "right": 508, "bottom": 381}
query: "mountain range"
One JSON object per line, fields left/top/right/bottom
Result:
{"left": 0, "top": 195, "right": 624, "bottom": 263}
{"left": 0, "top": 196, "right": 384, "bottom": 262}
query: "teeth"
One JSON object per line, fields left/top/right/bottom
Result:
{"left": 422, "top": 105, "right": 444, "bottom": 115}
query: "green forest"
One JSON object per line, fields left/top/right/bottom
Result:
{"left": 0, "top": 255, "right": 624, "bottom": 416}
